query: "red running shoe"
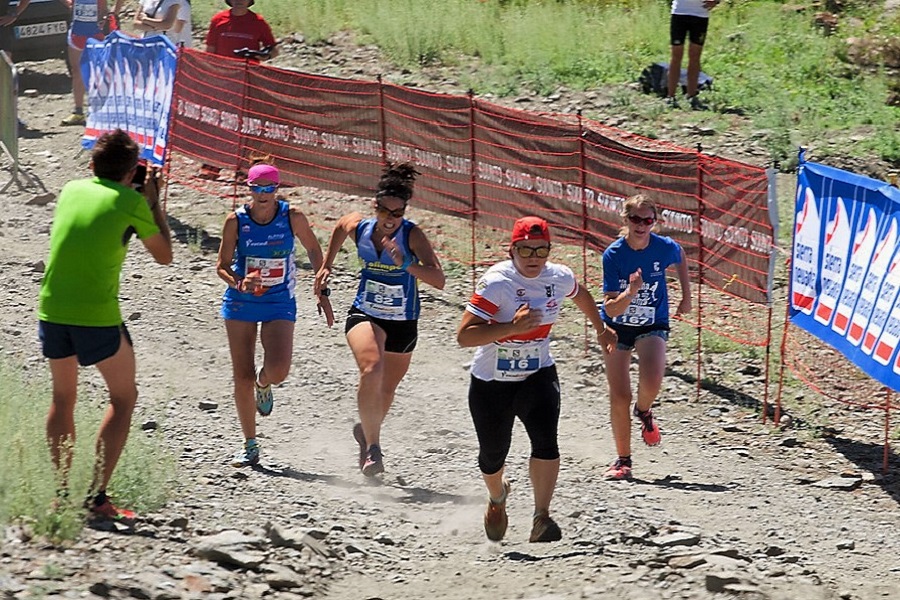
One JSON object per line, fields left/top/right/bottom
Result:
{"left": 603, "top": 457, "right": 633, "bottom": 480}
{"left": 90, "top": 499, "right": 136, "bottom": 526}
{"left": 634, "top": 406, "right": 661, "bottom": 446}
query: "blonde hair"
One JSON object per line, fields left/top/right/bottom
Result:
{"left": 619, "top": 194, "right": 659, "bottom": 237}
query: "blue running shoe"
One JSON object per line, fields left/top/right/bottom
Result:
{"left": 255, "top": 366, "right": 274, "bottom": 416}
{"left": 232, "top": 440, "right": 260, "bottom": 467}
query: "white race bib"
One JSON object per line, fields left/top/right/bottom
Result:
{"left": 362, "top": 280, "right": 406, "bottom": 315}
{"left": 74, "top": 3, "right": 98, "bottom": 21}
{"left": 494, "top": 342, "right": 541, "bottom": 381}
{"left": 614, "top": 304, "right": 655, "bottom": 327}
{"left": 245, "top": 256, "right": 287, "bottom": 287}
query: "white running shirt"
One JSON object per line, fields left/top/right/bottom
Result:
{"left": 465, "top": 260, "right": 578, "bottom": 382}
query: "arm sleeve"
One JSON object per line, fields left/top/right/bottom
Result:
{"left": 602, "top": 250, "right": 619, "bottom": 293}
{"left": 466, "top": 274, "right": 502, "bottom": 321}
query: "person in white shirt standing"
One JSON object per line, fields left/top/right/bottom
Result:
{"left": 666, "top": 0, "right": 719, "bottom": 110}
{"left": 133, "top": 0, "right": 192, "bottom": 48}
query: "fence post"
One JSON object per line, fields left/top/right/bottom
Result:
{"left": 378, "top": 74, "right": 387, "bottom": 164}
{"left": 884, "top": 388, "right": 892, "bottom": 474}
{"left": 577, "top": 110, "right": 589, "bottom": 352}
{"left": 468, "top": 90, "right": 477, "bottom": 292}
{"left": 764, "top": 165, "right": 780, "bottom": 423}
{"left": 695, "top": 144, "right": 705, "bottom": 401}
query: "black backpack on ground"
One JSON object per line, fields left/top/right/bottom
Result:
{"left": 639, "top": 61, "right": 713, "bottom": 96}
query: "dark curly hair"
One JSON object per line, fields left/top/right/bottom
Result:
{"left": 376, "top": 162, "right": 418, "bottom": 203}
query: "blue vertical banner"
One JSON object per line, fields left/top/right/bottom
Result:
{"left": 791, "top": 156, "right": 900, "bottom": 390}
{"left": 80, "top": 32, "right": 177, "bottom": 166}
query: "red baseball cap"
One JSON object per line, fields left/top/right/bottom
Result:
{"left": 511, "top": 216, "right": 551, "bottom": 244}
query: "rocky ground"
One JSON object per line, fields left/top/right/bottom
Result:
{"left": 2, "top": 25, "right": 900, "bottom": 600}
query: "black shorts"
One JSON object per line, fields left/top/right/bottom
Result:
{"left": 670, "top": 14, "right": 709, "bottom": 46}
{"left": 344, "top": 307, "right": 418, "bottom": 354}
{"left": 39, "top": 321, "right": 133, "bottom": 366}
{"left": 468, "top": 365, "right": 561, "bottom": 474}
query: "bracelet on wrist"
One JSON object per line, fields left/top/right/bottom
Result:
{"left": 319, "top": 287, "right": 330, "bottom": 297}
{"left": 400, "top": 255, "right": 415, "bottom": 271}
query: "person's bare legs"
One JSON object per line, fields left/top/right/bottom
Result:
{"left": 667, "top": 43, "right": 685, "bottom": 100}
{"left": 685, "top": 42, "right": 705, "bottom": 99}
{"left": 634, "top": 335, "right": 667, "bottom": 413}
{"left": 46, "top": 356, "right": 79, "bottom": 485}
{"left": 529, "top": 457, "right": 560, "bottom": 515}
{"left": 379, "top": 351, "right": 412, "bottom": 426}
{"left": 67, "top": 44, "right": 85, "bottom": 113}
{"left": 482, "top": 467, "right": 507, "bottom": 501}
{"left": 258, "top": 319, "right": 295, "bottom": 387}
{"left": 346, "top": 321, "right": 388, "bottom": 448}
{"left": 92, "top": 333, "right": 138, "bottom": 492}
{"left": 604, "top": 347, "right": 634, "bottom": 458}
{"left": 225, "top": 319, "right": 259, "bottom": 441}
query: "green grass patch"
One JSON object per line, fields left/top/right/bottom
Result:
{"left": 0, "top": 360, "right": 175, "bottom": 542}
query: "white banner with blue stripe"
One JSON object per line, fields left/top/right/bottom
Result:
{"left": 791, "top": 156, "right": 900, "bottom": 390}
{"left": 80, "top": 32, "right": 177, "bottom": 166}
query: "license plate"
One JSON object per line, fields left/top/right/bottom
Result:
{"left": 14, "top": 21, "right": 68, "bottom": 39}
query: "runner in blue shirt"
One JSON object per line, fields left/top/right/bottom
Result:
{"left": 600, "top": 194, "right": 691, "bottom": 480}
{"left": 315, "top": 163, "right": 445, "bottom": 477}
{"left": 217, "top": 161, "right": 334, "bottom": 467}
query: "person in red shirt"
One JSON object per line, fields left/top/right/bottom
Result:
{"left": 204, "top": 0, "right": 277, "bottom": 60}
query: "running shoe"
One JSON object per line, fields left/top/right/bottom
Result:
{"left": 254, "top": 366, "right": 274, "bottom": 417}
{"left": 603, "top": 457, "right": 633, "bottom": 480}
{"left": 89, "top": 498, "right": 136, "bottom": 527}
{"left": 361, "top": 444, "right": 384, "bottom": 477}
{"left": 483, "top": 480, "right": 511, "bottom": 542}
{"left": 529, "top": 510, "right": 562, "bottom": 543}
{"left": 634, "top": 406, "right": 661, "bottom": 446}
{"left": 353, "top": 423, "right": 367, "bottom": 470}
{"left": 60, "top": 113, "right": 86, "bottom": 126}
{"left": 232, "top": 440, "right": 260, "bottom": 467}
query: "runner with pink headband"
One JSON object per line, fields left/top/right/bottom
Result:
{"left": 247, "top": 164, "right": 279, "bottom": 184}
{"left": 216, "top": 160, "right": 334, "bottom": 467}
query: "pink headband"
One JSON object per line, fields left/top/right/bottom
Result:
{"left": 247, "top": 164, "right": 279, "bottom": 184}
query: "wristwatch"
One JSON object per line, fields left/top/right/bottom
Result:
{"left": 320, "top": 287, "right": 330, "bottom": 297}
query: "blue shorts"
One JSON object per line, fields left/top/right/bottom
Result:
{"left": 607, "top": 323, "right": 669, "bottom": 351}
{"left": 39, "top": 321, "right": 132, "bottom": 366}
{"left": 221, "top": 298, "right": 296, "bottom": 323}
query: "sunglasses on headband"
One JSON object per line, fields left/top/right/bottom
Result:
{"left": 376, "top": 202, "right": 406, "bottom": 219}
{"left": 627, "top": 214, "right": 656, "bottom": 226}
{"left": 515, "top": 245, "right": 551, "bottom": 259}
{"left": 249, "top": 183, "right": 278, "bottom": 194}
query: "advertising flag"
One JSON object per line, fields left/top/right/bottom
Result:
{"left": 81, "top": 32, "right": 178, "bottom": 166}
{"left": 790, "top": 158, "right": 900, "bottom": 390}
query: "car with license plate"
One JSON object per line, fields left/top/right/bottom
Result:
{"left": 9, "top": 0, "right": 70, "bottom": 61}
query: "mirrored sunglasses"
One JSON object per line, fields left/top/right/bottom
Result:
{"left": 249, "top": 183, "right": 278, "bottom": 194}
{"left": 515, "top": 245, "right": 551, "bottom": 259}
{"left": 376, "top": 203, "right": 406, "bottom": 219}
{"left": 627, "top": 214, "right": 656, "bottom": 226}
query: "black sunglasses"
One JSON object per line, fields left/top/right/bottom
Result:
{"left": 515, "top": 245, "right": 551, "bottom": 259}
{"left": 627, "top": 214, "right": 656, "bottom": 226}
{"left": 376, "top": 202, "right": 406, "bottom": 219}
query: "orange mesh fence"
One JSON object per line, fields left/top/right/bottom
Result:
{"left": 167, "top": 49, "right": 775, "bottom": 364}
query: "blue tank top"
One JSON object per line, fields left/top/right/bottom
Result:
{"left": 353, "top": 218, "right": 420, "bottom": 321}
{"left": 223, "top": 200, "right": 296, "bottom": 306}
{"left": 71, "top": 0, "right": 102, "bottom": 37}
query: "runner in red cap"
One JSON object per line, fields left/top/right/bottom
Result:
{"left": 457, "top": 216, "right": 616, "bottom": 543}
